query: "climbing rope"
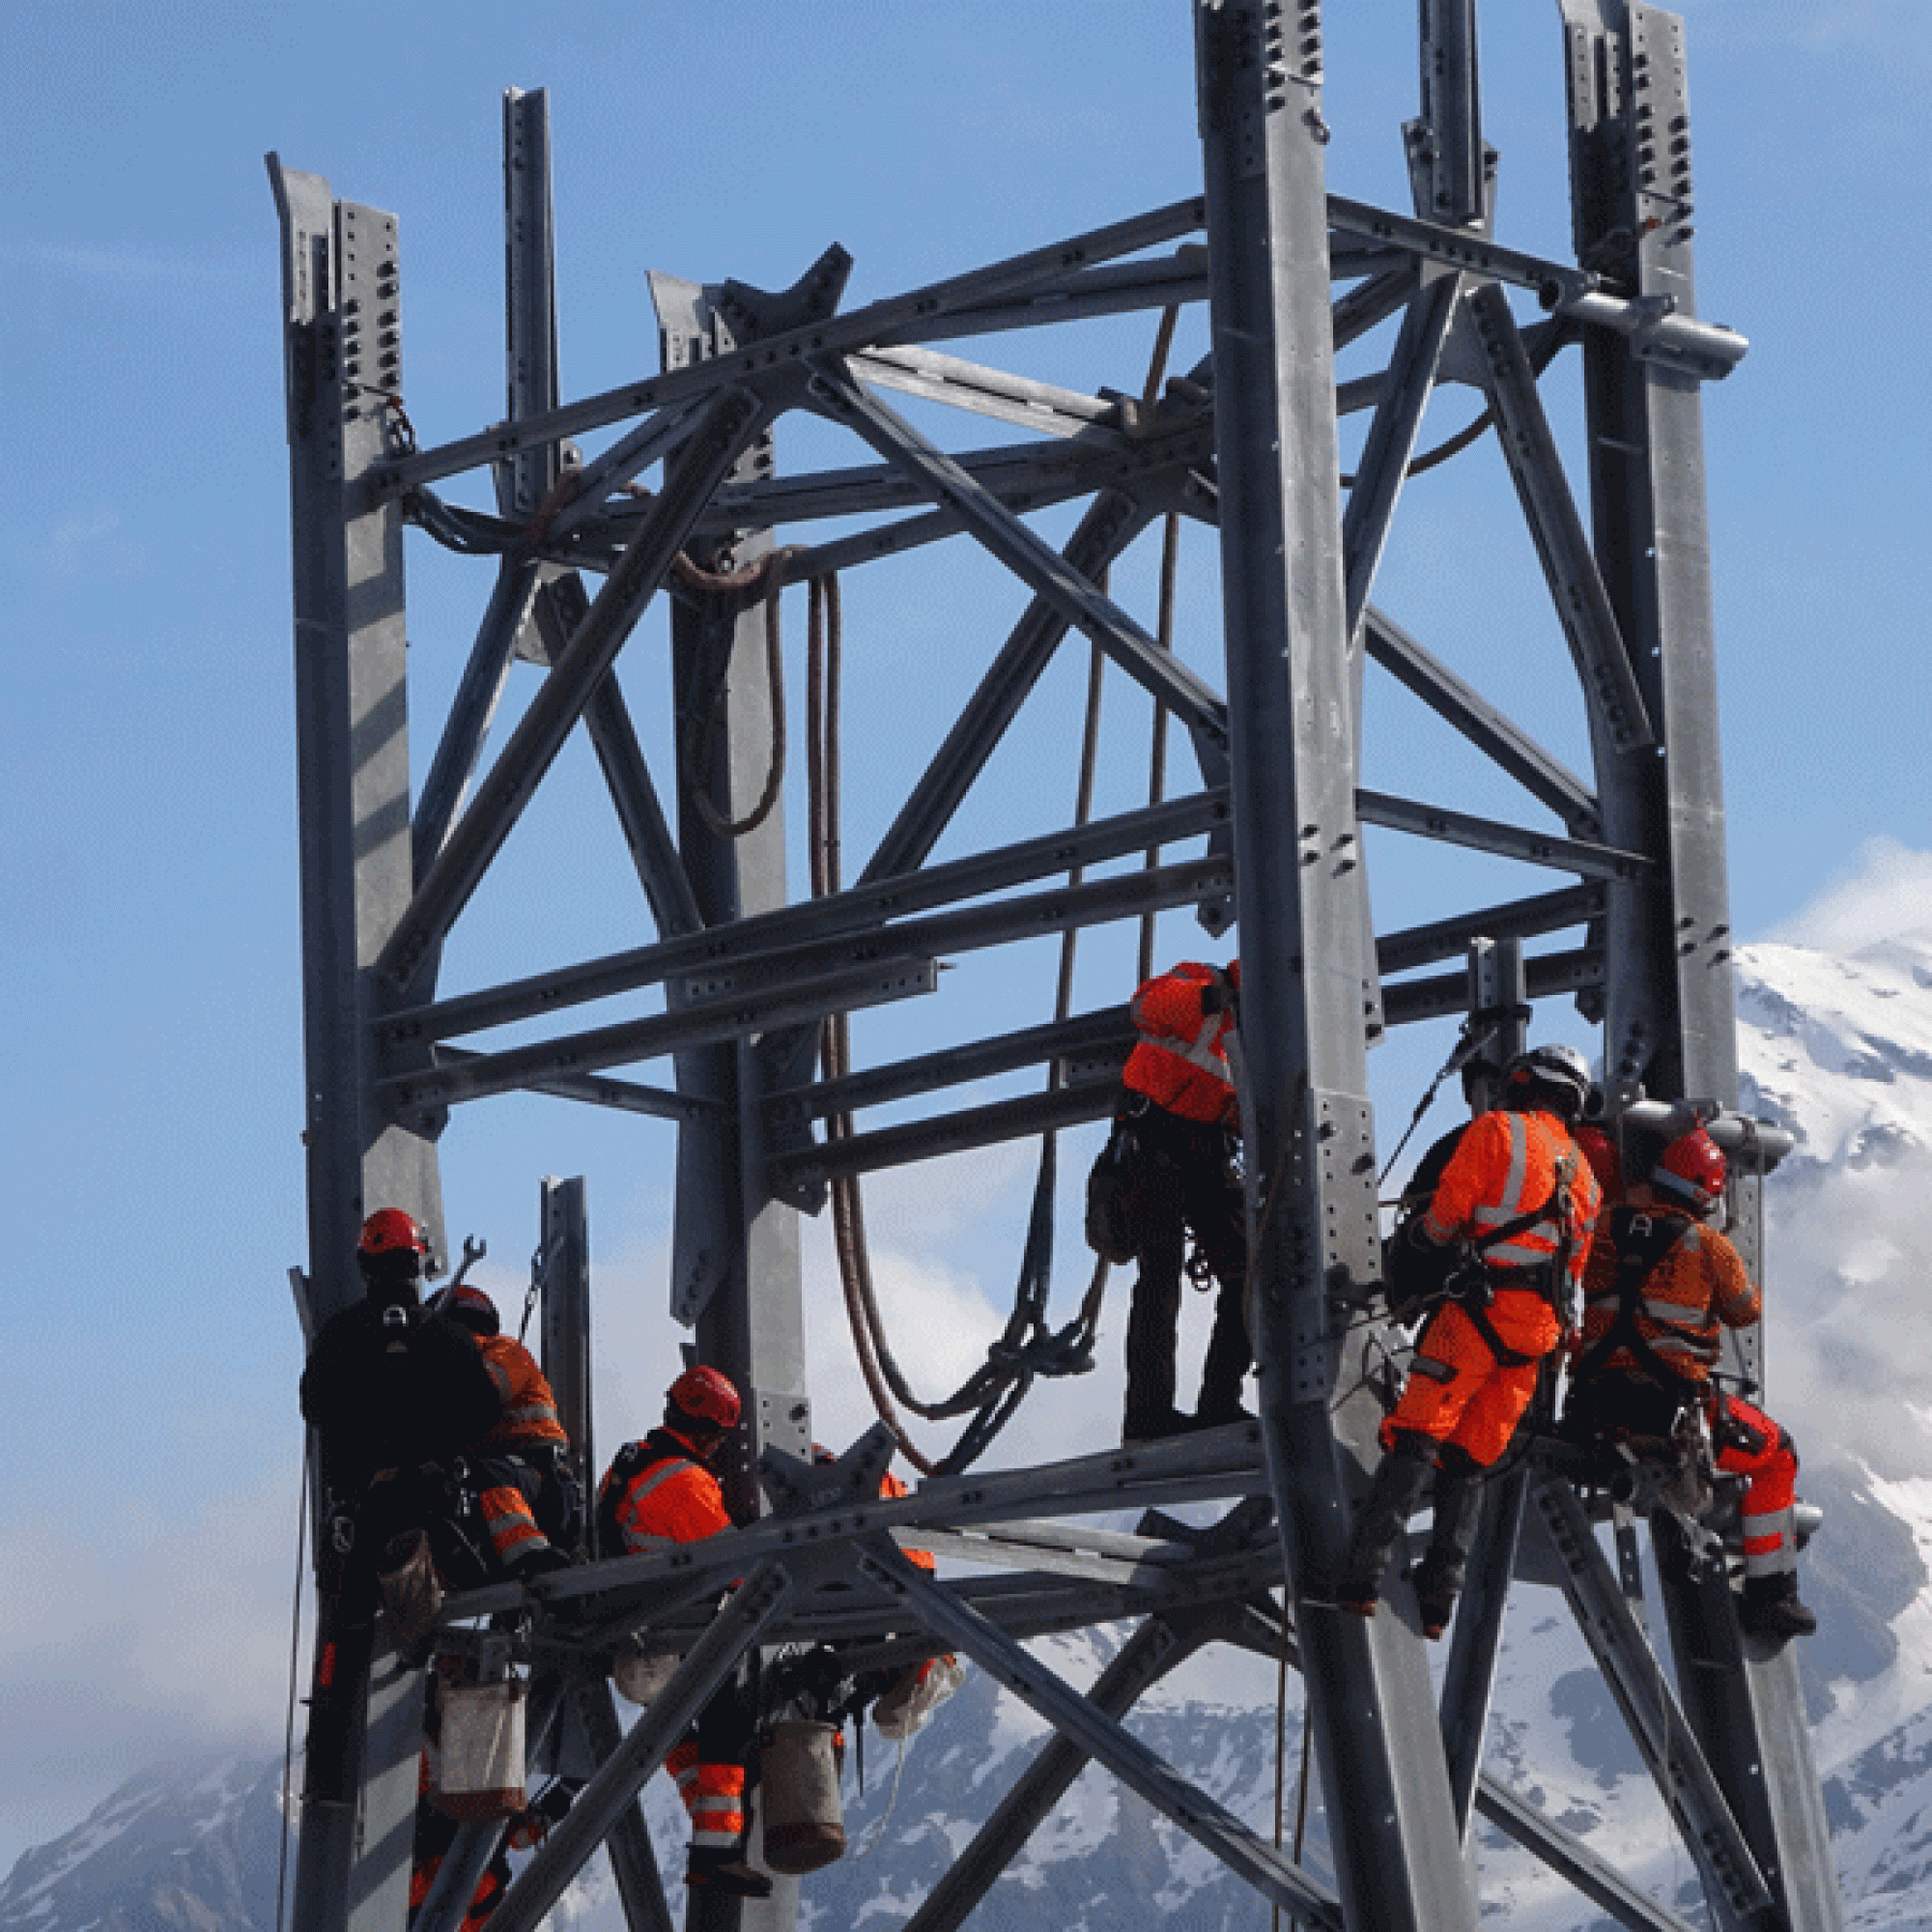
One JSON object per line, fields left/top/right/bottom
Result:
{"left": 810, "top": 569, "right": 1094, "bottom": 1474}
{"left": 1376, "top": 1002, "right": 1532, "bottom": 1186}
{"left": 677, "top": 546, "right": 807, "bottom": 839}
{"left": 815, "top": 305, "right": 1194, "bottom": 1472}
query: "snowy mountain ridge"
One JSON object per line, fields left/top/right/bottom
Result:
{"left": 9, "top": 930, "right": 1932, "bottom": 1930}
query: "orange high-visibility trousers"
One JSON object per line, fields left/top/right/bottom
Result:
{"left": 1379, "top": 1289, "right": 1557, "bottom": 1468}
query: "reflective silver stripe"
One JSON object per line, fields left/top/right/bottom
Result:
{"left": 1742, "top": 1508, "right": 1795, "bottom": 1577}
{"left": 1131, "top": 1009, "right": 1233, "bottom": 1083}
{"left": 504, "top": 1400, "right": 558, "bottom": 1427}
{"left": 1644, "top": 1332, "right": 1717, "bottom": 1357}
{"left": 618, "top": 1457, "right": 696, "bottom": 1534}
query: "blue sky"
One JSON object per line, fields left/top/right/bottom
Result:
{"left": 1, "top": 0, "right": 1927, "bottom": 1873}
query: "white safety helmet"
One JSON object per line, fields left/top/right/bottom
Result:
{"left": 1501, "top": 1042, "right": 1593, "bottom": 1121}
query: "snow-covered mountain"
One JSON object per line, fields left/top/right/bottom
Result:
{"left": 8, "top": 931, "right": 1932, "bottom": 1932}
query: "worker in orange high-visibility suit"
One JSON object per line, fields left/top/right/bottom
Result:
{"left": 1338, "top": 1043, "right": 1603, "bottom": 1636}
{"left": 434, "top": 1284, "right": 578, "bottom": 1581}
{"left": 595, "top": 1367, "right": 770, "bottom": 1901}
{"left": 1110, "top": 959, "right": 1251, "bottom": 1443}
{"left": 1563, "top": 1128, "right": 1817, "bottom": 1641}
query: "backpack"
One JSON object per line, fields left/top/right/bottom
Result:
{"left": 1084, "top": 1124, "right": 1141, "bottom": 1265}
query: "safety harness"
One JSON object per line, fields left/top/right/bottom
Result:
{"left": 1405, "top": 1145, "right": 1581, "bottom": 1368}
{"left": 1569, "top": 1206, "right": 1704, "bottom": 1394}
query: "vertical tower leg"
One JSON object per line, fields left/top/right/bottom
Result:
{"left": 655, "top": 275, "right": 811, "bottom": 1932}
{"left": 1561, "top": 6, "right": 1841, "bottom": 1925}
{"left": 1193, "top": 5, "right": 1476, "bottom": 1926}
{"left": 270, "top": 157, "right": 440, "bottom": 1932}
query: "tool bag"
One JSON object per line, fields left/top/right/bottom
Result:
{"left": 431, "top": 1674, "right": 526, "bottom": 1822}
{"left": 375, "top": 1529, "right": 444, "bottom": 1649}
{"left": 1084, "top": 1122, "right": 1140, "bottom": 1265}
{"left": 760, "top": 1719, "right": 846, "bottom": 1873}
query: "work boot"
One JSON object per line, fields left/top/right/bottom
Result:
{"left": 1410, "top": 1449, "right": 1485, "bottom": 1639}
{"left": 1333, "top": 1435, "right": 1436, "bottom": 1615}
{"left": 685, "top": 1848, "right": 774, "bottom": 1899}
{"left": 1738, "top": 1573, "right": 1818, "bottom": 1642}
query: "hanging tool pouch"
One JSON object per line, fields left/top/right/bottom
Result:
{"left": 760, "top": 1720, "right": 847, "bottom": 1873}
{"left": 1084, "top": 1118, "right": 1142, "bottom": 1265}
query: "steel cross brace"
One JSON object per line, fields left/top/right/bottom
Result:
{"left": 480, "top": 1562, "right": 794, "bottom": 1932}
{"left": 537, "top": 569, "right": 706, "bottom": 939}
{"left": 856, "top": 1543, "right": 1345, "bottom": 1930}
{"left": 1531, "top": 1477, "right": 1779, "bottom": 1931}
{"left": 572, "top": 1675, "right": 677, "bottom": 1932}
{"left": 803, "top": 352, "right": 1231, "bottom": 776}
{"left": 1463, "top": 281, "right": 1656, "bottom": 755}
{"left": 383, "top": 785, "right": 1227, "bottom": 1048}
{"left": 381, "top": 957, "right": 940, "bottom": 1113}
{"left": 1361, "top": 605, "right": 1602, "bottom": 836}
{"left": 1343, "top": 270, "right": 1463, "bottom": 646}
{"left": 378, "top": 197, "right": 1209, "bottom": 496}
{"left": 901, "top": 1599, "right": 1283, "bottom": 1932}
{"left": 376, "top": 379, "right": 781, "bottom": 995}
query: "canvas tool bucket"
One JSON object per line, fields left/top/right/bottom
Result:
{"left": 611, "top": 1636, "right": 680, "bottom": 1708}
{"left": 432, "top": 1676, "right": 526, "bottom": 1821}
{"left": 759, "top": 1719, "right": 845, "bottom": 1873}
{"left": 376, "top": 1530, "right": 443, "bottom": 1649}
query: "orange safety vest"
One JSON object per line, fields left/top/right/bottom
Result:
{"left": 1576, "top": 1205, "right": 1760, "bottom": 1384}
{"left": 598, "top": 1431, "right": 733, "bottom": 1549}
{"left": 879, "top": 1468, "right": 935, "bottom": 1573}
{"left": 1426, "top": 1107, "right": 1601, "bottom": 1308}
{"left": 474, "top": 1334, "right": 569, "bottom": 1453}
{"left": 1122, "top": 962, "right": 1239, "bottom": 1127}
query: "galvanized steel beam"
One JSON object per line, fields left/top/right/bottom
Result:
{"left": 1195, "top": 4, "right": 1477, "bottom": 1926}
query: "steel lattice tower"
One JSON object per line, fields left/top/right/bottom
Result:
{"left": 272, "top": 4, "right": 1843, "bottom": 1930}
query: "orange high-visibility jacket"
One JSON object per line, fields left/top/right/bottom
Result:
{"left": 474, "top": 1334, "right": 569, "bottom": 1454}
{"left": 1425, "top": 1107, "right": 1601, "bottom": 1304}
{"left": 1122, "top": 962, "right": 1239, "bottom": 1126}
{"left": 879, "top": 1468, "right": 936, "bottom": 1572}
{"left": 600, "top": 1429, "right": 733, "bottom": 1548}
{"left": 1577, "top": 1207, "right": 1760, "bottom": 1384}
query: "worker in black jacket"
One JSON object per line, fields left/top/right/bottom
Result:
{"left": 298, "top": 1208, "right": 505, "bottom": 1804}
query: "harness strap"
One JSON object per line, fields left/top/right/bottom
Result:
{"left": 1455, "top": 1297, "right": 1539, "bottom": 1370}
{"left": 1571, "top": 1207, "right": 1701, "bottom": 1393}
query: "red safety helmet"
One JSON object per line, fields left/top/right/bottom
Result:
{"left": 668, "top": 1365, "right": 741, "bottom": 1432}
{"left": 359, "top": 1206, "right": 431, "bottom": 1283}
{"left": 436, "top": 1283, "right": 500, "bottom": 1337}
{"left": 1572, "top": 1123, "right": 1623, "bottom": 1202}
{"left": 358, "top": 1208, "right": 429, "bottom": 1260}
{"left": 1651, "top": 1129, "right": 1727, "bottom": 1215}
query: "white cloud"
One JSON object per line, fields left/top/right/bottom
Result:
{"left": 1763, "top": 837, "right": 1932, "bottom": 955}
{"left": 0, "top": 1458, "right": 304, "bottom": 1871}
{"left": 1755, "top": 1152, "right": 1932, "bottom": 1484}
